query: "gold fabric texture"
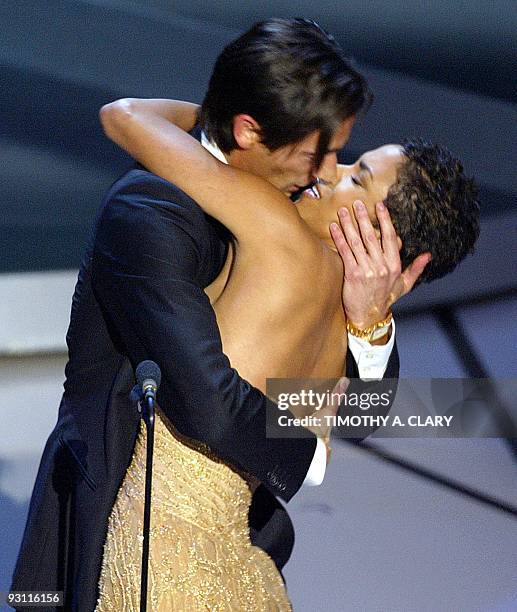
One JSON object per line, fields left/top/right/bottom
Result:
{"left": 95, "top": 408, "right": 292, "bottom": 611}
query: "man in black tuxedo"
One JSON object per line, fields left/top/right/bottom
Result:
{"left": 11, "top": 19, "right": 411, "bottom": 611}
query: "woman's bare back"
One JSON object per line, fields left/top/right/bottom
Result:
{"left": 205, "top": 239, "right": 348, "bottom": 394}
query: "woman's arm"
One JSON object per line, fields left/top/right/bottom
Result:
{"left": 99, "top": 98, "right": 305, "bottom": 245}
{"left": 103, "top": 98, "right": 200, "bottom": 132}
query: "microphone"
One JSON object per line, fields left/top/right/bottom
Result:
{"left": 134, "top": 360, "right": 161, "bottom": 612}
{"left": 136, "top": 360, "right": 162, "bottom": 401}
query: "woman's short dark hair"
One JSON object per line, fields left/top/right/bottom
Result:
{"left": 386, "top": 139, "right": 480, "bottom": 286}
{"left": 199, "top": 18, "right": 371, "bottom": 167}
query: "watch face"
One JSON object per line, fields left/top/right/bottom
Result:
{"left": 371, "top": 323, "right": 391, "bottom": 341}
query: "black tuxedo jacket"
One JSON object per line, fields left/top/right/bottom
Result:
{"left": 11, "top": 163, "right": 399, "bottom": 611}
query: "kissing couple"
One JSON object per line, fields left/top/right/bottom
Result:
{"left": 13, "top": 18, "right": 479, "bottom": 612}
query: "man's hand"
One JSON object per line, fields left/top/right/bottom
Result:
{"left": 330, "top": 200, "right": 431, "bottom": 328}
{"left": 300, "top": 377, "right": 349, "bottom": 464}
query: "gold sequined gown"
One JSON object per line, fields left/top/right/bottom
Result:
{"left": 95, "top": 407, "right": 292, "bottom": 611}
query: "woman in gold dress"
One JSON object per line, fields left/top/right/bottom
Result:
{"left": 95, "top": 98, "right": 413, "bottom": 611}
{"left": 95, "top": 402, "right": 291, "bottom": 611}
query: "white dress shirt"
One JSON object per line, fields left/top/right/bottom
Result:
{"left": 200, "top": 132, "right": 395, "bottom": 487}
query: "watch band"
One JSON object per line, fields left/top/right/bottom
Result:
{"left": 346, "top": 311, "right": 393, "bottom": 342}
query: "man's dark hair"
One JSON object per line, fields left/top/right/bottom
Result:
{"left": 199, "top": 18, "right": 371, "bottom": 167}
{"left": 386, "top": 139, "right": 480, "bottom": 286}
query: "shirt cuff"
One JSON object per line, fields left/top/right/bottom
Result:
{"left": 302, "top": 437, "right": 327, "bottom": 487}
{"left": 347, "top": 318, "right": 396, "bottom": 380}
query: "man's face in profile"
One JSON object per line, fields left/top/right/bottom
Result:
{"left": 244, "top": 116, "right": 355, "bottom": 196}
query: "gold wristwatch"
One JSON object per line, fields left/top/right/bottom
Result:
{"left": 346, "top": 311, "right": 393, "bottom": 342}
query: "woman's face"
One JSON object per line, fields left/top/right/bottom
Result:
{"left": 296, "top": 144, "right": 405, "bottom": 238}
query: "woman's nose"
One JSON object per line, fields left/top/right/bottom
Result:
{"left": 340, "top": 163, "right": 354, "bottom": 175}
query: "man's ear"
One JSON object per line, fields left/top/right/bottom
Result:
{"left": 397, "top": 235, "right": 403, "bottom": 251}
{"left": 233, "top": 114, "right": 262, "bottom": 150}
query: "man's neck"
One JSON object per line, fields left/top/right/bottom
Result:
{"left": 201, "top": 131, "right": 251, "bottom": 174}
{"left": 201, "top": 131, "right": 229, "bottom": 165}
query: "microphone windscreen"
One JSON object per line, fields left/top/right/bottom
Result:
{"left": 136, "top": 360, "right": 162, "bottom": 389}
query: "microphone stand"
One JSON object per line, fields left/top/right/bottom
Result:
{"left": 139, "top": 390, "right": 155, "bottom": 612}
